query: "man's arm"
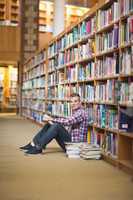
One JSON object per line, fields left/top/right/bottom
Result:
{"left": 53, "top": 110, "right": 84, "bottom": 126}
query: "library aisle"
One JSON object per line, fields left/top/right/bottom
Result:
{"left": 0, "top": 114, "right": 133, "bottom": 200}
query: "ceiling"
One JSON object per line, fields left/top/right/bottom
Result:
{"left": 66, "top": 0, "right": 98, "bottom": 7}
{"left": 43, "top": 0, "right": 98, "bottom": 8}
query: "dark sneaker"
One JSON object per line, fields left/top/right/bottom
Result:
{"left": 25, "top": 146, "right": 42, "bottom": 155}
{"left": 19, "top": 143, "right": 32, "bottom": 150}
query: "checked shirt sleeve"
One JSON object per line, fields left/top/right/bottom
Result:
{"left": 53, "top": 110, "right": 84, "bottom": 126}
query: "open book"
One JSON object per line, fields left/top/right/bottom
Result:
{"left": 43, "top": 114, "right": 54, "bottom": 125}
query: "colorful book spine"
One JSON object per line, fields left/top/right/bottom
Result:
{"left": 95, "top": 83, "right": 106, "bottom": 102}
{"left": 120, "top": 47, "right": 132, "bottom": 75}
{"left": 104, "top": 132, "right": 118, "bottom": 158}
{"left": 48, "top": 102, "right": 71, "bottom": 117}
{"left": 94, "top": 105, "right": 118, "bottom": 129}
{"left": 97, "top": 1, "right": 120, "bottom": 30}
{"left": 90, "top": 129, "right": 104, "bottom": 147}
{"left": 79, "top": 15, "right": 96, "bottom": 38}
{"left": 48, "top": 57, "right": 58, "bottom": 71}
{"left": 31, "top": 88, "right": 45, "bottom": 100}
{"left": 79, "top": 39, "right": 95, "bottom": 60}
{"left": 57, "top": 36, "right": 66, "bottom": 51}
{"left": 94, "top": 104, "right": 106, "bottom": 128}
{"left": 48, "top": 73, "right": 56, "bottom": 86}
{"left": 65, "top": 26, "right": 79, "bottom": 47}
{"left": 66, "top": 65, "right": 78, "bottom": 82}
{"left": 77, "top": 85, "right": 84, "bottom": 100}
{"left": 95, "top": 53, "right": 119, "bottom": 77}
{"left": 96, "top": 25, "right": 119, "bottom": 53}
{"left": 106, "top": 109, "right": 118, "bottom": 129}
{"left": 64, "top": 47, "right": 79, "bottom": 64}
{"left": 119, "top": 0, "right": 133, "bottom": 16}
{"left": 129, "top": 16, "right": 133, "bottom": 41}
{"left": 58, "top": 52, "right": 65, "bottom": 66}
{"left": 57, "top": 71, "right": 64, "bottom": 84}
{"left": 119, "top": 82, "right": 133, "bottom": 103}
{"left": 85, "top": 84, "right": 95, "bottom": 102}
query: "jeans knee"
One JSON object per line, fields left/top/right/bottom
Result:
{"left": 52, "top": 123, "right": 60, "bottom": 129}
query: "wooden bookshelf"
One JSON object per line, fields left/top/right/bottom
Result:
{"left": 21, "top": 0, "right": 133, "bottom": 174}
{"left": 118, "top": 133, "right": 133, "bottom": 174}
{"left": 0, "top": 0, "right": 6, "bottom": 21}
{"left": 22, "top": 47, "right": 48, "bottom": 124}
{"left": 0, "top": 0, "right": 19, "bottom": 25}
{"left": 0, "top": 65, "right": 18, "bottom": 112}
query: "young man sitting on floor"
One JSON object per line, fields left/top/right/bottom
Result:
{"left": 20, "top": 93, "right": 89, "bottom": 155}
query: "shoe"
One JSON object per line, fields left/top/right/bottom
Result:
{"left": 19, "top": 143, "right": 32, "bottom": 150}
{"left": 25, "top": 146, "right": 42, "bottom": 155}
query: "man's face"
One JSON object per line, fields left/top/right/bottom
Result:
{"left": 71, "top": 96, "right": 80, "bottom": 109}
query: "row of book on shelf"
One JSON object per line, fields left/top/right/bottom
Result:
{"left": 22, "top": 77, "right": 45, "bottom": 89}
{"left": 24, "top": 51, "right": 46, "bottom": 71}
{"left": 22, "top": 89, "right": 45, "bottom": 99}
{"left": 23, "top": 63, "right": 46, "bottom": 81}
{"left": 43, "top": 81, "right": 133, "bottom": 103}
{"left": 22, "top": 100, "right": 133, "bottom": 134}
{"left": 23, "top": 14, "right": 133, "bottom": 78}
{"left": 48, "top": 11, "right": 133, "bottom": 56}
{"left": 47, "top": 47, "right": 132, "bottom": 80}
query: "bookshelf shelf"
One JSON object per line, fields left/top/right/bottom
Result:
{"left": 119, "top": 74, "right": 133, "bottom": 78}
{"left": 94, "top": 101, "right": 118, "bottom": 106}
{"left": 65, "top": 41, "right": 79, "bottom": 50}
{"left": 102, "top": 152, "right": 118, "bottom": 163}
{"left": 83, "top": 79, "right": 94, "bottom": 83}
{"left": 96, "top": 20, "right": 119, "bottom": 34}
{"left": 119, "top": 160, "right": 133, "bottom": 169}
{"left": 79, "top": 33, "right": 95, "bottom": 43}
{"left": 119, "top": 102, "right": 133, "bottom": 107}
{"left": 120, "top": 10, "right": 133, "bottom": 20}
{"left": 48, "top": 53, "right": 58, "bottom": 60}
{"left": 78, "top": 56, "right": 95, "bottom": 63}
{"left": 120, "top": 42, "right": 133, "bottom": 49}
{"left": 0, "top": 0, "right": 19, "bottom": 25}
{"left": 95, "top": 75, "right": 119, "bottom": 81}
{"left": 105, "top": 128, "right": 119, "bottom": 134}
{"left": 21, "top": 0, "right": 133, "bottom": 174}
{"left": 96, "top": 48, "right": 119, "bottom": 58}
{"left": 119, "top": 132, "right": 133, "bottom": 139}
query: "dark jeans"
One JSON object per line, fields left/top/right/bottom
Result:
{"left": 33, "top": 123, "right": 71, "bottom": 151}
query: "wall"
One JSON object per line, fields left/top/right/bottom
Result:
{"left": 0, "top": 26, "right": 20, "bottom": 63}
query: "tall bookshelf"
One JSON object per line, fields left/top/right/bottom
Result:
{"left": 0, "top": 0, "right": 6, "bottom": 22}
{"left": 0, "top": 0, "right": 19, "bottom": 26}
{"left": 21, "top": 0, "right": 133, "bottom": 174}
{"left": 0, "top": 65, "right": 18, "bottom": 111}
{"left": 22, "top": 48, "right": 47, "bottom": 124}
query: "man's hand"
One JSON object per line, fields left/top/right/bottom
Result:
{"left": 43, "top": 114, "right": 53, "bottom": 122}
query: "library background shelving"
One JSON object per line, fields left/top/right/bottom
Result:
{"left": 22, "top": 47, "right": 47, "bottom": 125}
{"left": 21, "top": 0, "right": 133, "bottom": 174}
{"left": 0, "top": 0, "right": 19, "bottom": 26}
{"left": 0, "top": 0, "right": 88, "bottom": 30}
{"left": 0, "top": 65, "right": 18, "bottom": 112}
{"left": 39, "top": 0, "right": 89, "bottom": 32}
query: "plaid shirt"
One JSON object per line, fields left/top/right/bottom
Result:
{"left": 53, "top": 106, "right": 88, "bottom": 142}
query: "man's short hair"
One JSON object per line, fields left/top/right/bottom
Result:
{"left": 70, "top": 93, "right": 80, "bottom": 99}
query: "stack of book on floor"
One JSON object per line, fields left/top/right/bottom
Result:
{"left": 65, "top": 143, "right": 101, "bottom": 159}
{"left": 65, "top": 142, "right": 82, "bottom": 158}
{"left": 80, "top": 143, "right": 101, "bottom": 160}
